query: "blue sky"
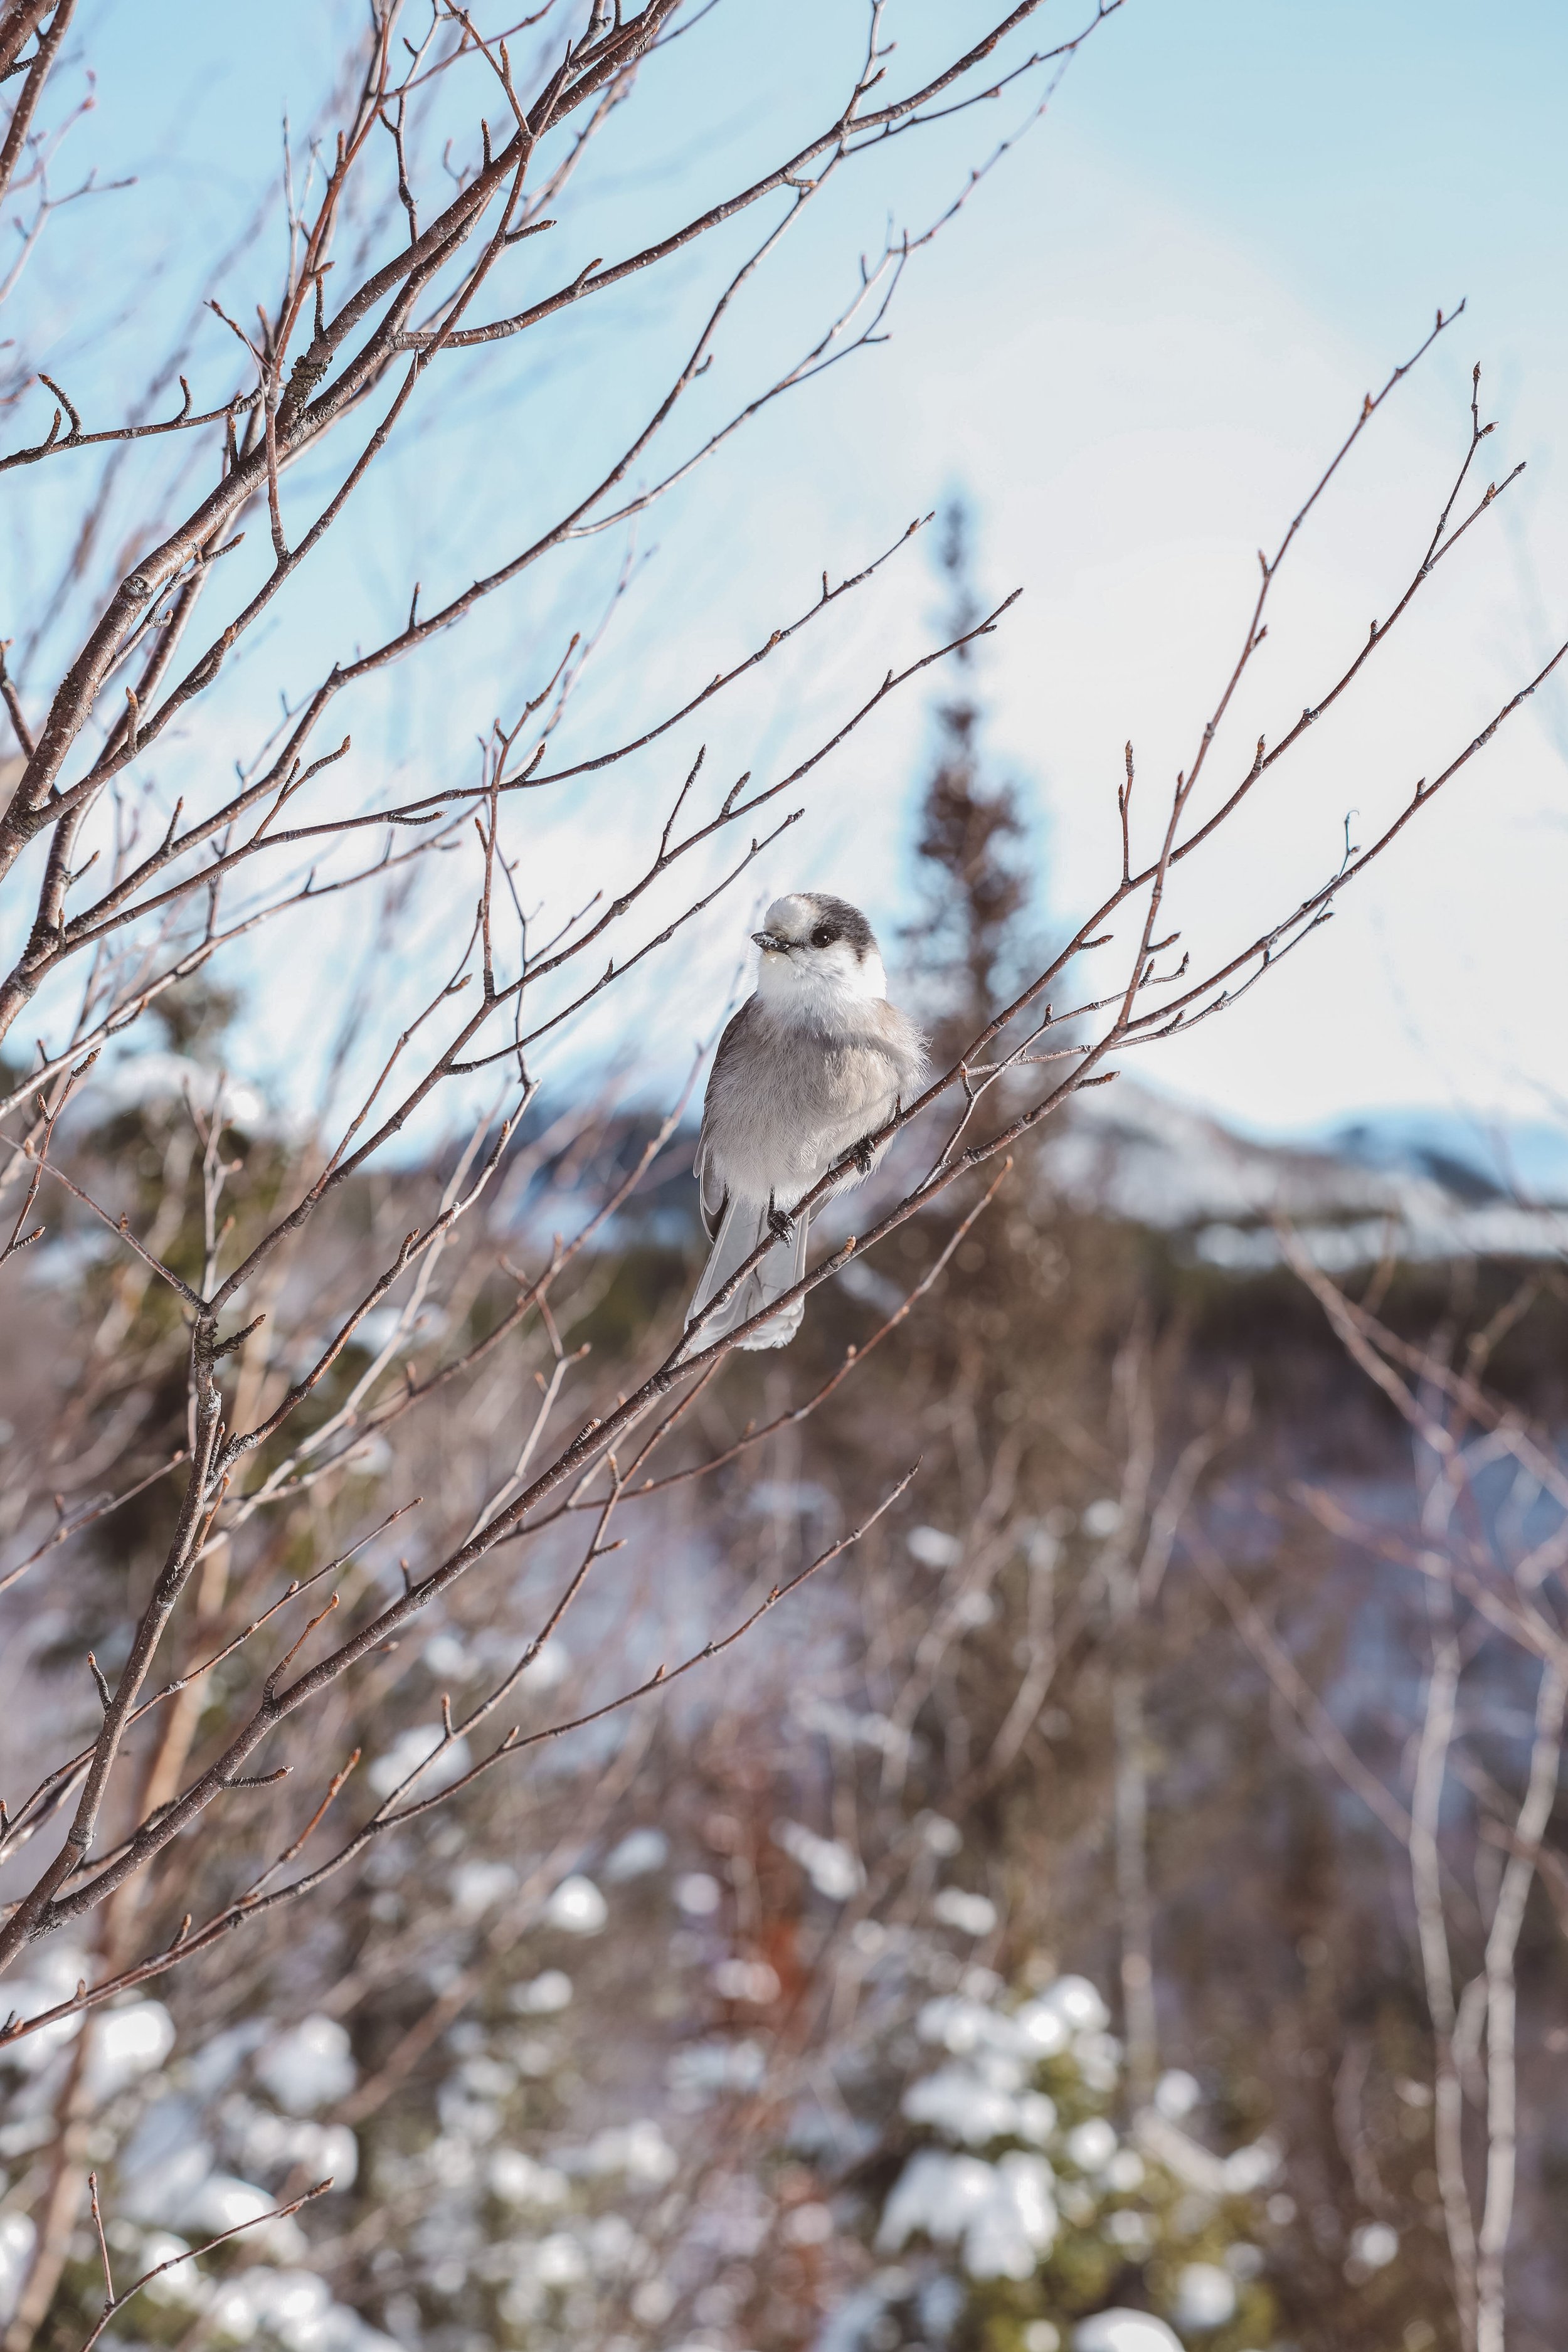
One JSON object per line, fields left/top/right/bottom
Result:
{"left": 6, "top": 1, "right": 1565, "bottom": 1143}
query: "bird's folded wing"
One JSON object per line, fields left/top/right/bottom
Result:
{"left": 694, "top": 999, "right": 760, "bottom": 1239}
{"left": 694, "top": 1136, "right": 728, "bottom": 1241}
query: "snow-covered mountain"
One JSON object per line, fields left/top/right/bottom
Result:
{"left": 1316, "top": 1106, "right": 1568, "bottom": 1208}
{"left": 1041, "top": 1081, "right": 1568, "bottom": 1271}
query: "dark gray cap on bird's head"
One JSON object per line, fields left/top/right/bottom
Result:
{"left": 752, "top": 892, "right": 877, "bottom": 960}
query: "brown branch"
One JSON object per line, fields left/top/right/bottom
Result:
{"left": 76, "top": 2180, "right": 332, "bottom": 2352}
{"left": 396, "top": 1, "right": 1118, "bottom": 352}
{"left": 0, "top": 1448, "right": 186, "bottom": 1601}
{"left": 0, "top": 0, "right": 73, "bottom": 215}
{"left": 0, "top": 1467, "right": 915, "bottom": 2037}
{"left": 0, "top": 1504, "right": 411, "bottom": 1872}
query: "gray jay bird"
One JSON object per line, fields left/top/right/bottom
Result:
{"left": 684, "top": 891, "right": 927, "bottom": 1352}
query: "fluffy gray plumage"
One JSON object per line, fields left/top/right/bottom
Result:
{"left": 684, "top": 891, "right": 926, "bottom": 1352}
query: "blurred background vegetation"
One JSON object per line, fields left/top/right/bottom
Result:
{"left": 4, "top": 506, "right": 1567, "bottom": 2352}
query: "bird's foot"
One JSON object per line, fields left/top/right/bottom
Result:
{"left": 850, "top": 1096, "right": 900, "bottom": 1178}
{"left": 766, "top": 1190, "right": 795, "bottom": 1242}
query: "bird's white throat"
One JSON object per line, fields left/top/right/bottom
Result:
{"left": 756, "top": 941, "right": 888, "bottom": 1023}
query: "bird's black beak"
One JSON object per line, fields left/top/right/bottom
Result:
{"left": 752, "top": 931, "right": 790, "bottom": 953}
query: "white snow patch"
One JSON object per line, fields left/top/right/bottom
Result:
{"left": 206, "top": 2264, "right": 398, "bottom": 2351}
{"left": 452, "top": 1858, "right": 518, "bottom": 1915}
{"left": 186, "top": 2174, "right": 305, "bottom": 2259}
{"left": 571, "top": 2118, "right": 679, "bottom": 2185}
{"left": 1221, "top": 2137, "right": 1279, "bottom": 2192}
{"left": 115, "top": 2097, "right": 215, "bottom": 2222}
{"left": 0, "top": 1945, "right": 90, "bottom": 2067}
{"left": 903, "top": 2065, "right": 1021, "bottom": 2147}
{"left": 1074, "top": 2314, "right": 1182, "bottom": 2352}
{"left": 783, "top": 2201, "right": 835, "bottom": 2245}
{"left": 665, "top": 2037, "right": 766, "bottom": 2104}
{"left": 489, "top": 2148, "right": 569, "bottom": 2206}
{"left": 1173, "top": 2260, "right": 1237, "bottom": 2326}
{"left": 420, "top": 1629, "right": 472, "bottom": 1679}
{"left": 535, "top": 2233, "right": 590, "bottom": 2286}
{"left": 83, "top": 2000, "right": 174, "bottom": 2097}
{"left": 876, "top": 2148, "right": 1057, "bottom": 2279}
{"left": 712, "top": 1957, "right": 781, "bottom": 2003}
{"left": 795, "top": 1695, "right": 908, "bottom": 1755}
{"left": 366, "top": 1722, "right": 470, "bottom": 1799}
{"left": 227, "top": 2102, "right": 358, "bottom": 2189}
{"left": 932, "top": 1887, "right": 998, "bottom": 1937}
{"left": 604, "top": 1826, "right": 669, "bottom": 1878}
{"left": 1196, "top": 1201, "right": 1568, "bottom": 1272}
{"left": 918, "top": 1995, "right": 1008, "bottom": 2055}
{"left": 775, "top": 1821, "right": 864, "bottom": 1900}
{"left": 1039, "top": 1975, "right": 1110, "bottom": 2032}
{"left": 1350, "top": 2220, "right": 1399, "bottom": 2269}
{"left": 511, "top": 1968, "right": 573, "bottom": 2013}
{"left": 137, "top": 2233, "right": 206, "bottom": 2310}
{"left": 519, "top": 1641, "right": 570, "bottom": 1690}
{"left": 908, "top": 1525, "right": 963, "bottom": 1568}
{"left": 1154, "top": 2068, "right": 1200, "bottom": 2119}
{"left": 1012, "top": 2000, "right": 1071, "bottom": 2058}
{"left": 918, "top": 1992, "right": 1067, "bottom": 2067}
{"left": 184, "top": 2020, "right": 267, "bottom": 2098}
{"left": 544, "top": 1874, "right": 607, "bottom": 1934}
{"left": 256, "top": 2015, "right": 356, "bottom": 2114}
{"left": 356, "top": 1304, "right": 445, "bottom": 1358}
{"left": 0, "top": 2215, "right": 36, "bottom": 2328}
{"left": 1074, "top": 2030, "right": 1123, "bottom": 2093}
{"left": 72, "top": 1054, "right": 273, "bottom": 1136}
{"left": 1066, "top": 2117, "right": 1118, "bottom": 2173}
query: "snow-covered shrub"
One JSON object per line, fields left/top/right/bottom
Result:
{"left": 832, "top": 1961, "right": 1280, "bottom": 2352}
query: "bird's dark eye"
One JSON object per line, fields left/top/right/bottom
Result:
{"left": 810, "top": 924, "right": 835, "bottom": 948}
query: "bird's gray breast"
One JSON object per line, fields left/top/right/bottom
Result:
{"left": 702, "top": 1000, "right": 919, "bottom": 1205}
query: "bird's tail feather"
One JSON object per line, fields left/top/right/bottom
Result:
{"left": 683, "top": 1197, "right": 811, "bottom": 1354}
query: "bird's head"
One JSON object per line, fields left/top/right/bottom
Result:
{"left": 752, "top": 893, "right": 886, "bottom": 1012}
